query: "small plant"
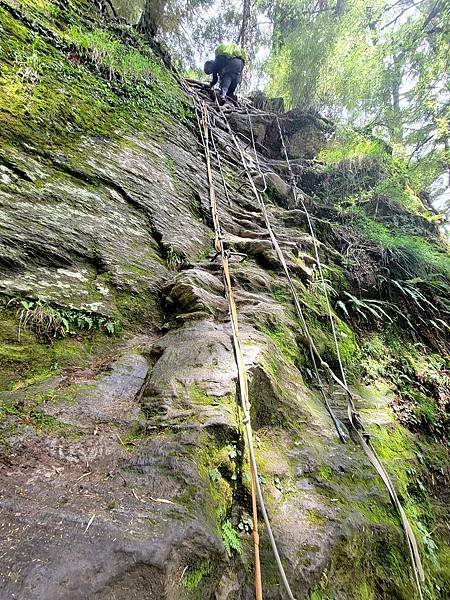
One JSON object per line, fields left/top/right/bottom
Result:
{"left": 336, "top": 292, "right": 393, "bottom": 323}
{"left": 182, "top": 560, "right": 211, "bottom": 591}
{"left": 225, "top": 443, "right": 238, "bottom": 460}
{"left": 209, "top": 467, "right": 221, "bottom": 483}
{"left": 221, "top": 519, "right": 242, "bottom": 557}
{"left": 165, "top": 246, "right": 185, "bottom": 271}
{"left": 238, "top": 514, "right": 253, "bottom": 533}
{"left": 416, "top": 522, "right": 438, "bottom": 560}
{"left": 8, "top": 297, "right": 120, "bottom": 341}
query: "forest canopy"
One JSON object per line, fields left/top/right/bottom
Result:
{"left": 139, "top": 0, "right": 449, "bottom": 219}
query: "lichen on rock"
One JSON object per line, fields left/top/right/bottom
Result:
{"left": 0, "top": 2, "right": 448, "bottom": 600}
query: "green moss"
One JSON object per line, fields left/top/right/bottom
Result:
{"left": 354, "top": 498, "right": 398, "bottom": 527}
{"left": 302, "top": 310, "right": 361, "bottom": 379}
{"left": 361, "top": 331, "right": 448, "bottom": 437}
{"left": 256, "top": 320, "right": 298, "bottom": 365}
{"left": 309, "top": 593, "right": 334, "bottom": 600}
{"left": 118, "top": 424, "right": 148, "bottom": 451}
{"left": 0, "top": 384, "right": 81, "bottom": 441}
{"left": 317, "top": 530, "right": 415, "bottom": 600}
{"left": 369, "top": 425, "right": 415, "bottom": 499}
{"left": 371, "top": 426, "right": 414, "bottom": 463}
{"left": 189, "top": 385, "right": 234, "bottom": 408}
{"left": 306, "top": 509, "right": 327, "bottom": 526}
{"left": 272, "top": 286, "right": 292, "bottom": 305}
{"left": 182, "top": 559, "right": 212, "bottom": 592}
{"left": 182, "top": 431, "right": 236, "bottom": 525}
{"left": 0, "top": 301, "right": 123, "bottom": 395}
{"left": 318, "top": 465, "right": 333, "bottom": 480}
{"left": 165, "top": 156, "right": 176, "bottom": 177}
{"left": 107, "top": 285, "right": 162, "bottom": 330}
{"left": 0, "top": 5, "right": 190, "bottom": 153}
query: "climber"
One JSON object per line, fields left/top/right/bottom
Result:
{"left": 204, "top": 43, "right": 246, "bottom": 103}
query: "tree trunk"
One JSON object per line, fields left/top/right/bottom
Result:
{"left": 237, "top": 0, "right": 254, "bottom": 93}
{"left": 137, "top": 0, "right": 165, "bottom": 37}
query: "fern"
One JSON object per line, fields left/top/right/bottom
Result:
{"left": 182, "top": 560, "right": 211, "bottom": 591}
{"left": 221, "top": 519, "right": 242, "bottom": 557}
{"left": 7, "top": 297, "right": 120, "bottom": 340}
{"left": 338, "top": 292, "right": 393, "bottom": 323}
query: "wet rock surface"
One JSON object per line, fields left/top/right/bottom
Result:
{"left": 0, "top": 4, "right": 448, "bottom": 600}
{"left": 0, "top": 105, "right": 431, "bottom": 598}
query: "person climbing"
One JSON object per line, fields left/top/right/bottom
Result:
{"left": 204, "top": 43, "right": 246, "bottom": 103}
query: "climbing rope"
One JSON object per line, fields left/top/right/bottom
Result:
{"left": 195, "top": 97, "right": 297, "bottom": 600}
{"left": 209, "top": 116, "right": 232, "bottom": 206}
{"left": 218, "top": 100, "right": 347, "bottom": 442}
{"left": 215, "top": 98, "right": 425, "bottom": 599}
{"left": 195, "top": 101, "right": 262, "bottom": 600}
{"left": 273, "top": 116, "right": 425, "bottom": 600}
{"left": 243, "top": 106, "right": 348, "bottom": 442}
{"left": 184, "top": 79, "right": 424, "bottom": 599}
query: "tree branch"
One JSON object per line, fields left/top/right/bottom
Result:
{"left": 380, "top": 0, "right": 423, "bottom": 31}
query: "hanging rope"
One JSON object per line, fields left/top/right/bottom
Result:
{"left": 183, "top": 77, "right": 424, "bottom": 598}
{"left": 216, "top": 98, "right": 425, "bottom": 599}
{"left": 219, "top": 101, "right": 347, "bottom": 442}
{"left": 273, "top": 116, "right": 425, "bottom": 600}
{"left": 196, "top": 98, "right": 299, "bottom": 600}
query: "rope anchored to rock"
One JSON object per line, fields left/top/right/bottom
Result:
{"left": 215, "top": 97, "right": 424, "bottom": 600}
{"left": 196, "top": 97, "right": 298, "bottom": 600}
{"left": 186, "top": 79, "right": 424, "bottom": 600}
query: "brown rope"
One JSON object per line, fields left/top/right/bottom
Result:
{"left": 217, "top": 98, "right": 424, "bottom": 599}
{"left": 197, "top": 101, "right": 263, "bottom": 600}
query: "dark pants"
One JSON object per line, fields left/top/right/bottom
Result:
{"left": 220, "top": 73, "right": 240, "bottom": 98}
{"left": 219, "top": 57, "right": 243, "bottom": 99}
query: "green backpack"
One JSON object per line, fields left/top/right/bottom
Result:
{"left": 215, "top": 43, "right": 246, "bottom": 63}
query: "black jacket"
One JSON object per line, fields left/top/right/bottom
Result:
{"left": 211, "top": 56, "right": 244, "bottom": 86}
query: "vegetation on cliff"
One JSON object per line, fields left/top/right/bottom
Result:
{"left": 0, "top": 2, "right": 448, "bottom": 600}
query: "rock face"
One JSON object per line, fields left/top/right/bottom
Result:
{"left": 0, "top": 3, "right": 449, "bottom": 600}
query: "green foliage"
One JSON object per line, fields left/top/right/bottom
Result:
{"left": 318, "top": 128, "right": 387, "bottom": 165}
{"left": 347, "top": 208, "right": 450, "bottom": 278}
{"left": 416, "top": 522, "right": 438, "bottom": 561}
{"left": 182, "top": 559, "right": 211, "bottom": 591}
{"left": 310, "top": 593, "right": 334, "bottom": 600}
{"left": 184, "top": 66, "right": 207, "bottom": 81}
{"left": 318, "top": 465, "right": 333, "bottom": 480}
{"left": 266, "top": 0, "right": 449, "bottom": 205}
{"left": 221, "top": 519, "right": 242, "bottom": 557}
{"left": 361, "top": 332, "right": 449, "bottom": 439}
{"left": 165, "top": 246, "right": 186, "bottom": 271}
{"left": 65, "top": 25, "right": 160, "bottom": 82}
{"left": 336, "top": 292, "right": 394, "bottom": 324}
{"left": 0, "top": 301, "right": 122, "bottom": 394}
{"left": 318, "top": 127, "right": 441, "bottom": 219}
{"left": 0, "top": 5, "right": 188, "bottom": 152}
{"left": 9, "top": 298, "right": 120, "bottom": 340}
{"left": 237, "top": 514, "right": 253, "bottom": 533}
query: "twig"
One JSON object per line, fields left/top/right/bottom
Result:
{"left": 84, "top": 514, "right": 95, "bottom": 534}
{"left": 179, "top": 565, "right": 188, "bottom": 583}
{"left": 149, "top": 496, "right": 174, "bottom": 505}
